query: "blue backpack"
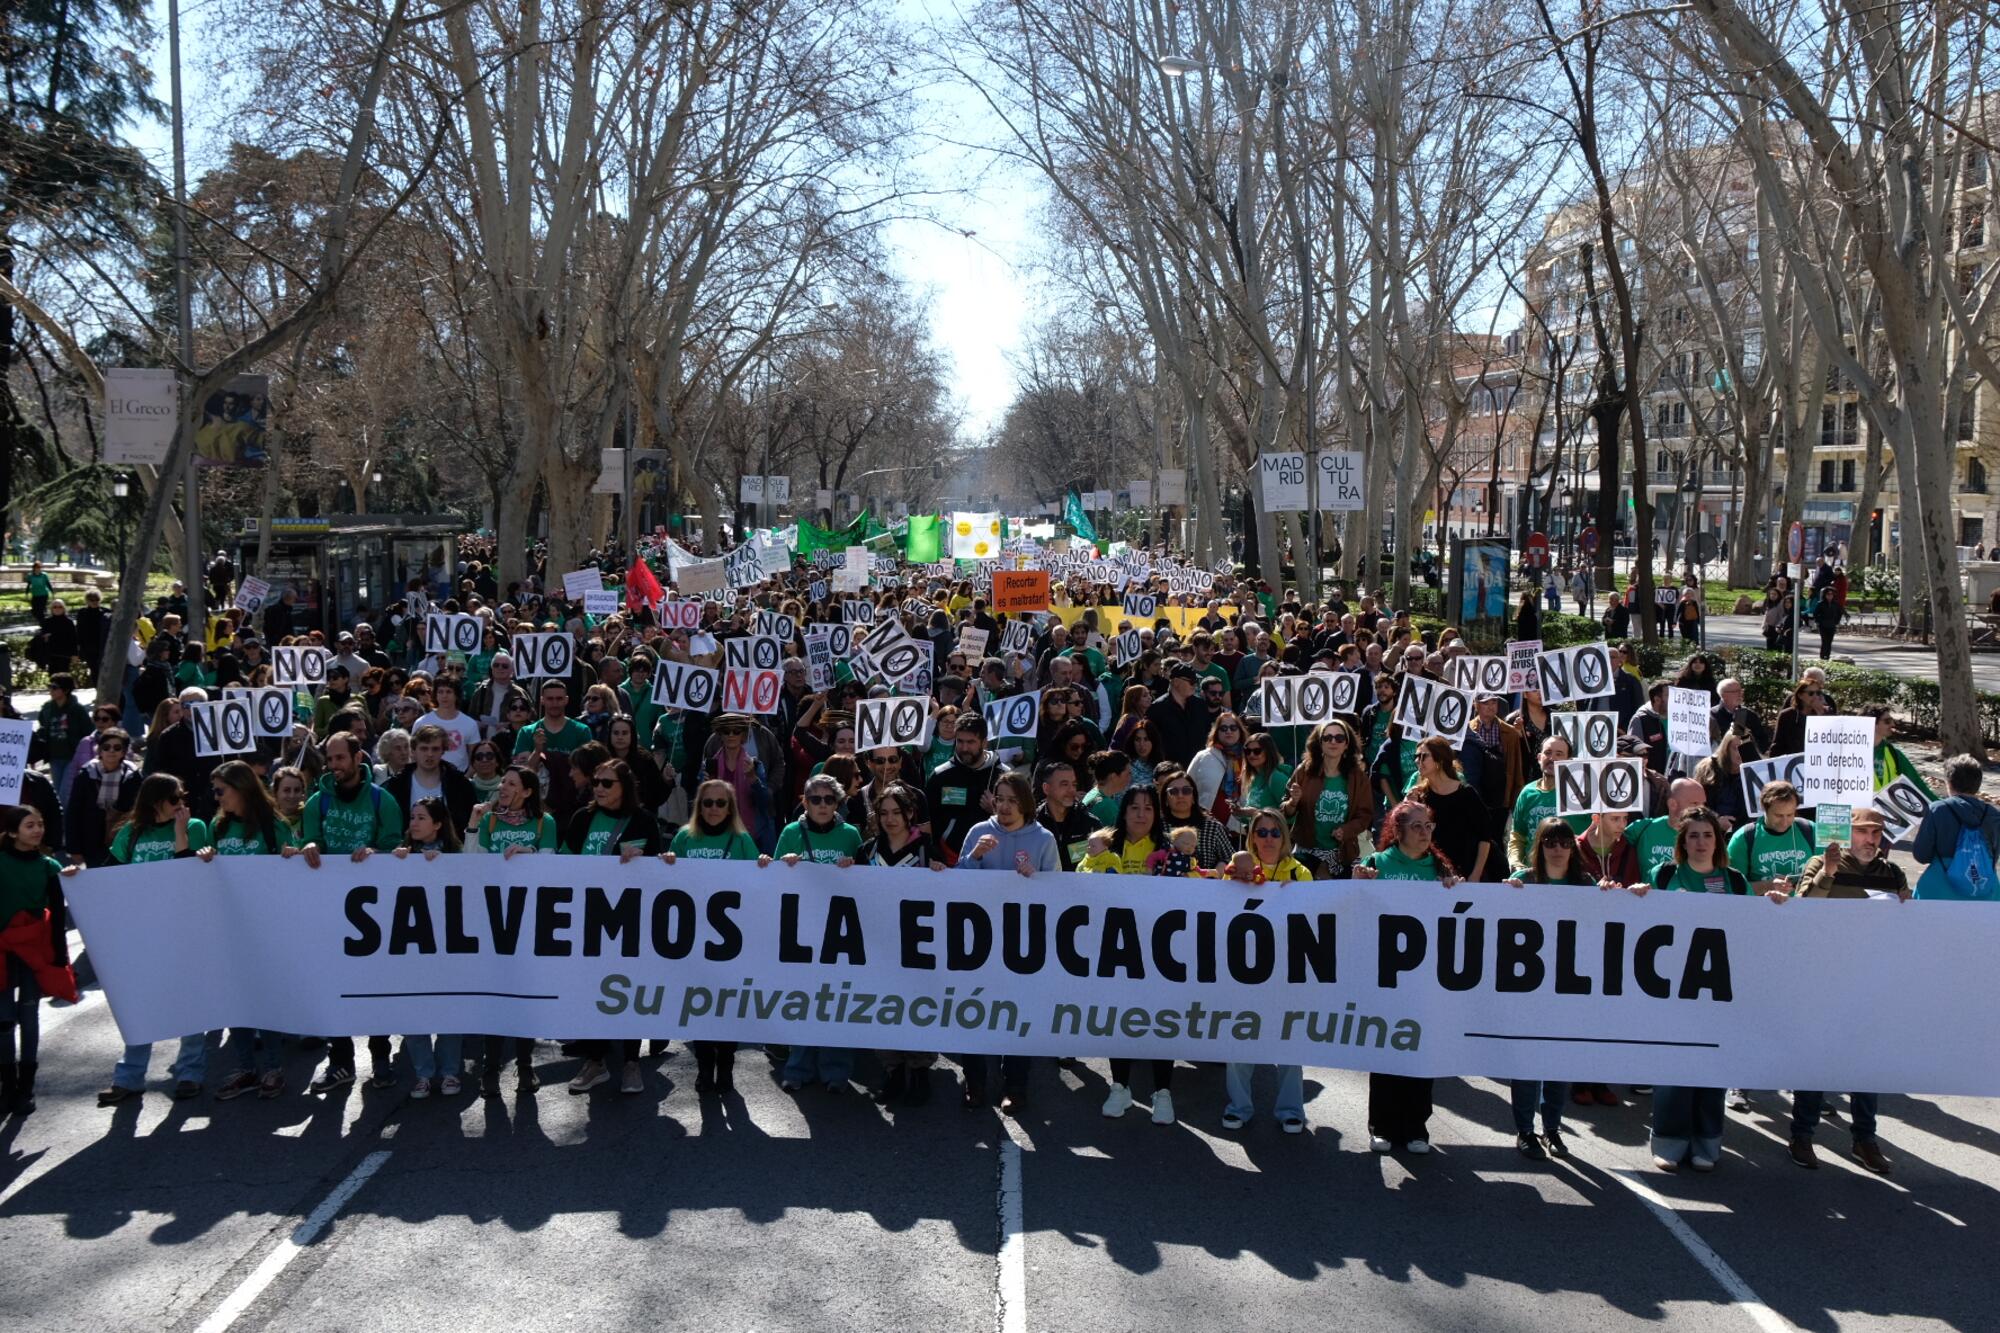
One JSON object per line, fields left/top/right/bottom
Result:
{"left": 1945, "top": 816, "right": 1999, "bottom": 900}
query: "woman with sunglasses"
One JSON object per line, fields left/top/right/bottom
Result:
{"left": 1638, "top": 806, "right": 1756, "bottom": 1172}
{"left": 464, "top": 741, "right": 506, "bottom": 802}
{"left": 92, "top": 774, "right": 212, "bottom": 1105}
{"left": 1508, "top": 734, "right": 1592, "bottom": 869}
{"left": 1354, "top": 800, "right": 1461, "bottom": 1152}
{"left": 1241, "top": 730, "right": 1293, "bottom": 816}
{"left": 64, "top": 727, "right": 140, "bottom": 867}
{"left": 664, "top": 777, "right": 761, "bottom": 1093}
{"left": 1283, "top": 719, "right": 1374, "bottom": 878}
{"left": 773, "top": 775, "right": 864, "bottom": 1094}
{"left": 1497, "top": 817, "right": 1608, "bottom": 1158}
{"left": 491, "top": 694, "right": 537, "bottom": 760}
{"left": 1153, "top": 765, "right": 1233, "bottom": 870}
{"left": 857, "top": 783, "right": 947, "bottom": 1105}
{"left": 1217, "top": 808, "right": 1313, "bottom": 1132}
{"left": 200, "top": 761, "right": 297, "bottom": 1100}
{"left": 1408, "top": 737, "right": 1494, "bottom": 882}
{"left": 563, "top": 761, "right": 666, "bottom": 1096}
{"left": 1770, "top": 680, "right": 1826, "bottom": 758}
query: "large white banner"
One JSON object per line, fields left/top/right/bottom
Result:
{"left": 104, "top": 367, "right": 179, "bottom": 465}
{"left": 63, "top": 859, "right": 2000, "bottom": 1094}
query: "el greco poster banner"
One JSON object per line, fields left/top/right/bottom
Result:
{"left": 62, "top": 859, "right": 2000, "bottom": 1095}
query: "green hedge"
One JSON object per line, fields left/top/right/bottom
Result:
{"left": 1703, "top": 646, "right": 1997, "bottom": 743}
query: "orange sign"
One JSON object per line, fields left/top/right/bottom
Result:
{"left": 991, "top": 570, "right": 1051, "bottom": 614}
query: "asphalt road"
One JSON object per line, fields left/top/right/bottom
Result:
{"left": 5, "top": 956, "right": 1998, "bottom": 1333}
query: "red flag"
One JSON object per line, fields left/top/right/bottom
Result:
{"left": 625, "top": 555, "right": 664, "bottom": 613}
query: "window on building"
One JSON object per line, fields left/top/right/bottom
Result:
{"left": 1841, "top": 459, "right": 1856, "bottom": 492}
{"left": 1971, "top": 150, "right": 1991, "bottom": 187}
{"left": 1656, "top": 448, "right": 1670, "bottom": 473}
{"left": 1958, "top": 387, "right": 1977, "bottom": 442}
{"left": 1969, "top": 459, "right": 1988, "bottom": 494}
{"left": 1819, "top": 459, "right": 1837, "bottom": 491}
{"left": 1964, "top": 207, "right": 1987, "bottom": 251}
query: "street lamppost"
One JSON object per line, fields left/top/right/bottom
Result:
{"left": 111, "top": 474, "right": 131, "bottom": 584}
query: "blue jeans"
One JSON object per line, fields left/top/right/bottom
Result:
{"left": 1225, "top": 1063, "right": 1304, "bottom": 1123}
{"left": 1511, "top": 1080, "right": 1569, "bottom": 1136}
{"left": 113, "top": 1033, "right": 209, "bottom": 1089}
{"left": 228, "top": 1028, "right": 285, "bottom": 1076}
{"left": 406, "top": 1034, "right": 464, "bottom": 1081}
{"left": 782, "top": 1046, "right": 854, "bottom": 1088}
{"left": 1650, "top": 1085, "right": 1725, "bottom": 1163}
{"left": 1792, "top": 1090, "right": 1879, "bottom": 1143}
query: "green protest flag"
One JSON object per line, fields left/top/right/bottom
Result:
{"left": 906, "top": 513, "right": 943, "bottom": 563}
{"left": 1064, "top": 490, "right": 1099, "bottom": 545}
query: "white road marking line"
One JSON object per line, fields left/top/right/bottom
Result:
{"left": 996, "top": 1118, "right": 1029, "bottom": 1333}
{"left": 192, "top": 1150, "right": 391, "bottom": 1333}
{"left": 1610, "top": 1168, "right": 1793, "bottom": 1333}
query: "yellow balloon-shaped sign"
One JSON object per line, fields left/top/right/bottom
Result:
{"left": 974, "top": 541, "right": 991, "bottom": 557}
{"left": 955, "top": 520, "right": 972, "bottom": 536}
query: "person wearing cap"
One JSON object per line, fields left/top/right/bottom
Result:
{"left": 1144, "top": 664, "right": 1209, "bottom": 768}
{"left": 1778, "top": 805, "right": 1905, "bottom": 1174}
{"left": 332, "top": 632, "right": 370, "bottom": 683}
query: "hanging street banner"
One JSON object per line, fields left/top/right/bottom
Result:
{"left": 104, "top": 367, "right": 179, "bottom": 465}
{"left": 61, "top": 858, "right": 2000, "bottom": 1095}
{"left": 1258, "top": 452, "right": 1309, "bottom": 513}
{"left": 1316, "top": 452, "right": 1366, "bottom": 512}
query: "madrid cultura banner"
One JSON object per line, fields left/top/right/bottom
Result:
{"left": 63, "top": 859, "right": 2000, "bottom": 1095}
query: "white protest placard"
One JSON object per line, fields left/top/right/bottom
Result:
{"left": 723, "top": 635, "right": 784, "bottom": 672}
{"left": 424, "top": 612, "right": 484, "bottom": 657}
{"left": 1258, "top": 452, "right": 1309, "bottom": 513}
{"left": 1316, "top": 451, "right": 1365, "bottom": 512}
{"left": 754, "top": 610, "right": 797, "bottom": 644}
{"left": 659, "top": 600, "right": 704, "bottom": 631}
{"left": 561, "top": 569, "right": 602, "bottom": 602}
{"left": 720, "top": 667, "right": 781, "bottom": 715}
{"left": 833, "top": 569, "right": 867, "bottom": 594}
{"left": 802, "top": 628, "right": 838, "bottom": 690}
{"left": 1001, "top": 621, "right": 1035, "bottom": 656}
{"left": 1535, "top": 642, "right": 1614, "bottom": 705}
{"left": 1447, "top": 655, "right": 1510, "bottom": 696}
{"left": 1667, "top": 687, "right": 1712, "bottom": 758}
{"left": 1556, "top": 757, "right": 1647, "bottom": 817}
{"left": 1112, "top": 629, "right": 1143, "bottom": 666}
{"left": 808, "top": 580, "right": 828, "bottom": 604}
{"left": 1551, "top": 710, "right": 1621, "bottom": 761}
{"left": 1801, "top": 716, "right": 1875, "bottom": 806}
{"left": 841, "top": 599, "right": 876, "bottom": 624}
{"left": 739, "top": 475, "right": 765, "bottom": 504}
{"left": 855, "top": 696, "right": 935, "bottom": 750}
{"left": 233, "top": 575, "right": 271, "bottom": 615}
{"left": 244, "top": 686, "right": 296, "bottom": 739}
{"left": 1129, "top": 479, "right": 1152, "bottom": 507}
{"left": 650, "top": 660, "right": 720, "bottom": 713}
{"left": 1738, "top": 754, "right": 1805, "bottom": 814}
{"left": 676, "top": 560, "right": 727, "bottom": 596}
{"left": 951, "top": 514, "right": 1003, "bottom": 560}
{"left": 1393, "top": 674, "right": 1474, "bottom": 744}
{"left": 1870, "top": 776, "right": 1934, "bottom": 843}
{"left": 583, "top": 590, "right": 621, "bottom": 618}
{"left": 272, "top": 646, "right": 329, "bottom": 689}
{"left": 190, "top": 698, "right": 256, "bottom": 758}
{"left": 724, "top": 543, "right": 767, "bottom": 590}
{"left": 0, "top": 718, "right": 32, "bottom": 806}
{"left": 1157, "top": 468, "right": 1188, "bottom": 505}
{"left": 1259, "top": 672, "right": 1358, "bottom": 729}
{"left": 984, "top": 690, "right": 1041, "bottom": 742}
{"left": 511, "top": 632, "right": 575, "bottom": 681}
{"left": 105, "top": 367, "right": 179, "bottom": 465}
{"left": 1506, "top": 640, "right": 1541, "bottom": 693}
{"left": 957, "top": 626, "right": 990, "bottom": 660}
{"left": 1122, "top": 591, "right": 1158, "bottom": 619}
{"left": 870, "top": 638, "right": 934, "bottom": 694}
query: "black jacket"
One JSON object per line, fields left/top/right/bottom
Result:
{"left": 560, "top": 805, "right": 665, "bottom": 855}
{"left": 924, "top": 754, "right": 1002, "bottom": 859}
{"left": 382, "top": 763, "right": 479, "bottom": 839}
{"left": 1145, "top": 692, "right": 1212, "bottom": 768}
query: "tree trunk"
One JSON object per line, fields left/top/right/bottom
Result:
{"left": 1849, "top": 412, "right": 1884, "bottom": 570}
{"left": 1728, "top": 417, "right": 1766, "bottom": 585}
{"left": 1902, "top": 400, "right": 1980, "bottom": 753}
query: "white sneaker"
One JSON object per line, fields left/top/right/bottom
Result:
{"left": 1726, "top": 1089, "right": 1749, "bottom": 1112}
{"left": 439, "top": 1075, "right": 461, "bottom": 1096}
{"left": 1150, "top": 1090, "right": 1175, "bottom": 1125}
{"left": 1101, "top": 1083, "right": 1133, "bottom": 1117}
{"left": 1406, "top": 1139, "right": 1432, "bottom": 1155}
{"left": 1689, "top": 1155, "right": 1717, "bottom": 1172}
{"left": 1369, "top": 1135, "right": 1393, "bottom": 1153}
{"left": 410, "top": 1077, "right": 432, "bottom": 1100}
{"left": 1220, "top": 1111, "right": 1248, "bottom": 1131}
{"left": 567, "top": 1060, "right": 609, "bottom": 1094}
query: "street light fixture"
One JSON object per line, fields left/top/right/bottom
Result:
{"left": 112, "top": 475, "right": 130, "bottom": 500}
{"left": 1155, "top": 53, "right": 1203, "bottom": 76}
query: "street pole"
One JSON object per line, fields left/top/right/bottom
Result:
{"left": 169, "top": 0, "right": 203, "bottom": 633}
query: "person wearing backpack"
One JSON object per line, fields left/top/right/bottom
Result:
{"left": 294, "top": 732, "right": 405, "bottom": 1094}
{"left": 1913, "top": 754, "right": 2000, "bottom": 902}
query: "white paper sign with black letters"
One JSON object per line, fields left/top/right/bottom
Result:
{"left": 511, "top": 632, "right": 574, "bottom": 681}
{"left": 1551, "top": 710, "right": 1621, "bottom": 761}
{"left": 651, "top": 660, "right": 720, "bottom": 713}
{"left": 273, "top": 646, "right": 330, "bottom": 689}
{"left": 984, "top": 690, "right": 1041, "bottom": 742}
{"left": 855, "top": 696, "right": 935, "bottom": 750}
{"left": 1556, "top": 757, "right": 1647, "bottom": 816}
{"left": 1393, "top": 674, "right": 1474, "bottom": 744}
{"left": 190, "top": 698, "right": 256, "bottom": 757}
{"left": 425, "top": 613, "right": 484, "bottom": 657}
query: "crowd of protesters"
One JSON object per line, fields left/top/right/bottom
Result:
{"left": 0, "top": 530, "right": 1978, "bottom": 1182}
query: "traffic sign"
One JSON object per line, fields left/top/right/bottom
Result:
{"left": 1579, "top": 525, "right": 1600, "bottom": 556}
{"left": 1787, "top": 521, "right": 1805, "bottom": 563}
{"left": 1525, "top": 531, "right": 1550, "bottom": 569}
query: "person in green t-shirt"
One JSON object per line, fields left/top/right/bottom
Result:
{"left": 513, "top": 678, "right": 591, "bottom": 757}
{"left": 1726, "top": 779, "right": 1817, "bottom": 884}
{"left": 775, "top": 774, "right": 864, "bottom": 866}
{"left": 1352, "top": 799, "right": 1453, "bottom": 1154}
{"left": 1509, "top": 734, "right": 1590, "bottom": 867}
{"left": 95, "top": 773, "right": 212, "bottom": 1104}
{"left": 26, "top": 561, "right": 51, "bottom": 622}
{"left": 1624, "top": 777, "right": 1707, "bottom": 880}
{"left": 1082, "top": 750, "right": 1132, "bottom": 827}
{"left": 199, "top": 761, "right": 298, "bottom": 1098}
{"left": 667, "top": 780, "right": 765, "bottom": 864}
{"left": 469, "top": 765, "right": 560, "bottom": 856}
{"left": 299, "top": 733, "right": 405, "bottom": 862}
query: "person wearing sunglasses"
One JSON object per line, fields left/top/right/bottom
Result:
{"left": 856, "top": 783, "right": 947, "bottom": 1106}
{"left": 955, "top": 771, "right": 1056, "bottom": 1114}
{"left": 562, "top": 760, "right": 666, "bottom": 1096}
{"left": 89, "top": 774, "right": 212, "bottom": 1105}
{"left": 464, "top": 742, "right": 505, "bottom": 802}
{"left": 1218, "top": 809, "right": 1312, "bottom": 1132}
{"left": 63, "top": 727, "right": 140, "bottom": 868}
{"left": 1241, "top": 730, "right": 1293, "bottom": 814}
{"left": 1152, "top": 765, "right": 1234, "bottom": 870}
{"left": 1283, "top": 719, "right": 1373, "bottom": 878}
{"left": 662, "top": 780, "right": 763, "bottom": 1093}
{"left": 772, "top": 775, "right": 864, "bottom": 1093}
{"left": 1354, "top": 800, "right": 1461, "bottom": 1153}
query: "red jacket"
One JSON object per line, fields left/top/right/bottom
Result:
{"left": 1, "top": 909, "right": 77, "bottom": 1003}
